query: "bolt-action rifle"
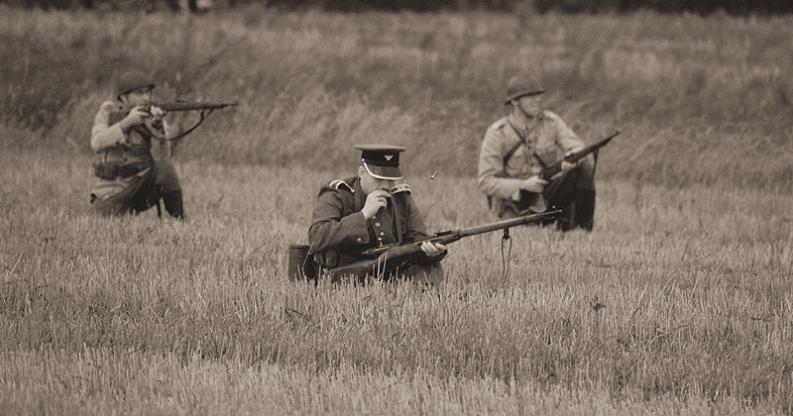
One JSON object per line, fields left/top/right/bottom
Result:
{"left": 108, "top": 101, "right": 238, "bottom": 141}
{"left": 327, "top": 209, "right": 563, "bottom": 279}
{"left": 148, "top": 101, "right": 238, "bottom": 113}
{"left": 535, "top": 131, "right": 619, "bottom": 181}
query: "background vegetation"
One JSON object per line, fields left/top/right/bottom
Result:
{"left": 1, "top": 5, "right": 792, "bottom": 415}
{"left": 1, "top": 7, "right": 792, "bottom": 190}
{"left": 6, "top": 0, "right": 793, "bottom": 14}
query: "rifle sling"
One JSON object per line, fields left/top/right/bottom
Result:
{"left": 167, "top": 109, "right": 213, "bottom": 142}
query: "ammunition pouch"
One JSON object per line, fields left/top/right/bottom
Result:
{"left": 93, "top": 162, "right": 150, "bottom": 180}
{"left": 287, "top": 244, "right": 318, "bottom": 281}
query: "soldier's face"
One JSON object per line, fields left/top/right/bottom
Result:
{"left": 359, "top": 166, "right": 397, "bottom": 194}
{"left": 515, "top": 94, "right": 542, "bottom": 118}
{"left": 121, "top": 88, "right": 153, "bottom": 106}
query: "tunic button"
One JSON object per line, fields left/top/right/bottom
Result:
{"left": 375, "top": 222, "right": 381, "bottom": 227}
{"left": 379, "top": 232, "right": 385, "bottom": 236}
{"left": 356, "top": 237, "right": 362, "bottom": 243}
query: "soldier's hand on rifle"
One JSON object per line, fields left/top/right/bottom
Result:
{"left": 119, "top": 106, "right": 150, "bottom": 130}
{"left": 561, "top": 146, "right": 585, "bottom": 173}
{"left": 149, "top": 105, "right": 166, "bottom": 120}
{"left": 420, "top": 242, "right": 447, "bottom": 257}
{"left": 520, "top": 175, "right": 548, "bottom": 193}
{"left": 361, "top": 189, "right": 391, "bottom": 219}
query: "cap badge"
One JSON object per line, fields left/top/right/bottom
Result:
{"left": 384, "top": 155, "right": 394, "bottom": 161}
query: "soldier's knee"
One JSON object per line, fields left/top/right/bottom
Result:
{"left": 579, "top": 157, "right": 595, "bottom": 175}
{"left": 575, "top": 159, "right": 596, "bottom": 189}
{"left": 414, "top": 263, "right": 444, "bottom": 287}
{"left": 154, "top": 161, "right": 181, "bottom": 192}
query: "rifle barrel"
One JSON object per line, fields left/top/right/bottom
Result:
{"left": 361, "top": 210, "right": 561, "bottom": 257}
{"left": 156, "top": 101, "right": 238, "bottom": 112}
{"left": 453, "top": 210, "right": 562, "bottom": 239}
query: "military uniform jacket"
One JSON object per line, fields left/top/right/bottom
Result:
{"left": 90, "top": 100, "right": 170, "bottom": 201}
{"left": 308, "top": 177, "right": 430, "bottom": 269}
{"left": 478, "top": 110, "right": 584, "bottom": 216}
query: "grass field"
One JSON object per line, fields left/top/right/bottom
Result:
{"left": 1, "top": 5, "right": 793, "bottom": 415}
{"left": 1, "top": 149, "right": 792, "bottom": 414}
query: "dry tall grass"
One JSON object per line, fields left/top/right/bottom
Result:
{"left": 1, "top": 6, "right": 792, "bottom": 415}
{"left": 1, "top": 149, "right": 791, "bottom": 414}
{"left": 1, "top": 7, "right": 792, "bottom": 188}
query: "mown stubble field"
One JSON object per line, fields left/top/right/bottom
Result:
{"left": 1, "top": 6, "right": 793, "bottom": 415}
{"left": 1, "top": 149, "right": 791, "bottom": 414}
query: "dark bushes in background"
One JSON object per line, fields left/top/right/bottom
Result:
{"left": 3, "top": 0, "right": 793, "bottom": 14}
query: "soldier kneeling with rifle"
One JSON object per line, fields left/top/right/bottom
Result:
{"left": 307, "top": 145, "right": 447, "bottom": 285}
{"left": 478, "top": 75, "right": 617, "bottom": 231}
{"left": 89, "top": 69, "right": 236, "bottom": 218}
{"left": 295, "top": 144, "right": 563, "bottom": 284}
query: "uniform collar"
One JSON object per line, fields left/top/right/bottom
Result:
{"left": 508, "top": 111, "right": 543, "bottom": 134}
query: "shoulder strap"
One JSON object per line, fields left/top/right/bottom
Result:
{"left": 503, "top": 118, "right": 527, "bottom": 167}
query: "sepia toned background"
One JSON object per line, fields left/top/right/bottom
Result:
{"left": 1, "top": 1, "right": 792, "bottom": 415}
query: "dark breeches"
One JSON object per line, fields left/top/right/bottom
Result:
{"left": 94, "top": 161, "right": 184, "bottom": 218}
{"left": 543, "top": 157, "right": 596, "bottom": 231}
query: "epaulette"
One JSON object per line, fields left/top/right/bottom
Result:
{"left": 490, "top": 118, "right": 507, "bottom": 131}
{"left": 541, "top": 110, "right": 559, "bottom": 122}
{"left": 100, "top": 101, "right": 120, "bottom": 113}
{"left": 391, "top": 183, "right": 411, "bottom": 194}
{"left": 329, "top": 179, "right": 354, "bottom": 193}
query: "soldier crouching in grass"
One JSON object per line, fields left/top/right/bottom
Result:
{"left": 478, "top": 75, "right": 597, "bottom": 231}
{"left": 308, "top": 145, "right": 447, "bottom": 286}
{"left": 89, "top": 70, "right": 184, "bottom": 219}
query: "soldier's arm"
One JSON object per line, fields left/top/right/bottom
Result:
{"left": 478, "top": 127, "right": 526, "bottom": 199}
{"left": 90, "top": 101, "right": 127, "bottom": 153}
{"left": 401, "top": 192, "right": 429, "bottom": 242}
{"left": 401, "top": 193, "right": 446, "bottom": 263}
{"left": 151, "top": 119, "right": 172, "bottom": 161}
{"left": 546, "top": 111, "right": 584, "bottom": 152}
{"left": 308, "top": 189, "right": 371, "bottom": 254}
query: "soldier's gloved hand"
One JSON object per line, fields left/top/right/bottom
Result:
{"left": 420, "top": 242, "right": 447, "bottom": 258}
{"left": 119, "top": 106, "right": 150, "bottom": 130}
{"left": 361, "top": 189, "right": 391, "bottom": 219}
{"left": 520, "top": 175, "right": 548, "bottom": 193}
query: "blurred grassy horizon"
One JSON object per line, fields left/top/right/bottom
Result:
{"left": 1, "top": 7, "right": 792, "bottom": 190}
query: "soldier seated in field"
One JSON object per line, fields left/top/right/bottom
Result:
{"left": 308, "top": 145, "right": 447, "bottom": 285}
{"left": 89, "top": 70, "right": 185, "bottom": 219}
{"left": 478, "top": 75, "right": 597, "bottom": 231}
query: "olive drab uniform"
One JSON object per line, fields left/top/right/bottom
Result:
{"left": 89, "top": 100, "right": 184, "bottom": 217}
{"left": 308, "top": 177, "right": 443, "bottom": 285}
{"left": 478, "top": 110, "right": 596, "bottom": 230}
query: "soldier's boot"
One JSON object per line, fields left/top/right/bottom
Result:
{"left": 555, "top": 201, "right": 576, "bottom": 232}
{"left": 569, "top": 157, "right": 596, "bottom": 232}
{"left": 574, "top": 190, "right": 596, "bottom": 231}
{"left": 162, "top": 190, "right": 185, "bottom": 219}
